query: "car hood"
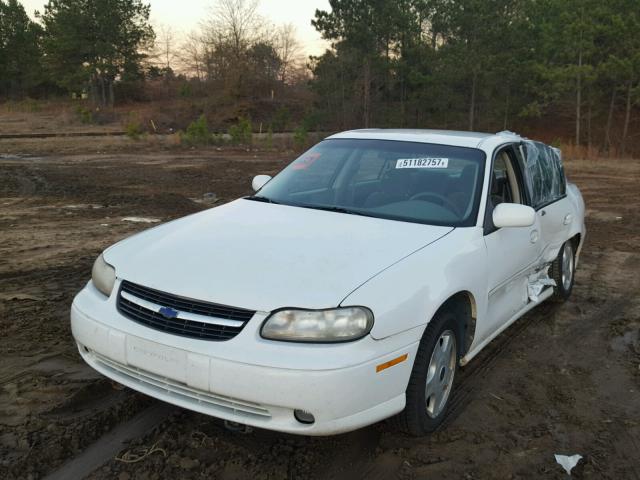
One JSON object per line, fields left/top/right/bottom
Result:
{"left": 105, "top": 199, "right": 453, "bottom": 312}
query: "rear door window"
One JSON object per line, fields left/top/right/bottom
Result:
{"left": 522, "top": 141, "right": 566, "bottom": 209}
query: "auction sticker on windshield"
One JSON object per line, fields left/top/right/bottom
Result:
{"left": 396, "top": 158, "right": 449, "bottom": 169}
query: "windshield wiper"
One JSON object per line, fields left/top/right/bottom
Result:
{"left": 244, "top": 195, "right": 280, "bottom": 204}
{"left": 295, "top": 204, "right": 377, "bottom": 218}
{"left": 246, "top": 198, "right": 376, "bottom": 219}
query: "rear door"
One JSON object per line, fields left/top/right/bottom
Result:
{"left": 520, "top": 142, "right": 572, "bottom": 264}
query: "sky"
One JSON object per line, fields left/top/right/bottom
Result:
{"left": 21, "top": 0, "right": 332, "bottom": 56}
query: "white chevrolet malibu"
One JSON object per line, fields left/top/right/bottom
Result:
{"left": 72, "top": 130, "right": 585, "bottom": 436}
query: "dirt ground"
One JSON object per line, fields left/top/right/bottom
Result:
{"left": 0, "top": 137, "right": 639, "bottom": 480}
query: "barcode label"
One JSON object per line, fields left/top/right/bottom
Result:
{"left": 396, "top": 158, "right": 449, "bottom": 169}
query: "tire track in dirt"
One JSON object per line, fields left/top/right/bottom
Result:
{"left": 43, "top": 402, "right": 175, "bottom": 480}
{"left": 0, "top": 166, "right": 38, "bottom": 207}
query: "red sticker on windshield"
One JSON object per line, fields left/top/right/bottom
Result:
{"left": 292, "top": 152, "right": 321, "bottom": 170}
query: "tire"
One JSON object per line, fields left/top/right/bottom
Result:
{"left": 550, "top": 240, "right": 575, "bottom": 301}
{"left": 392, "top": 309, "right": 461, "bottom": 436}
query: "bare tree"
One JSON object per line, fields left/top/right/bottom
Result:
{"left": 180, "top": 31, "right": 206, "bottom": 80}
{"left": 148, "top": 24, "right": 179, "bottom": 71}
{"left": 203, "top": 0, "right": 262, "bottom": 59}
{"left": 275, "top": 23, "right": 303, "bottom": 84}
{"left": 157, "top": 25, "right": 177, "bottom": 70}
{"left": 192, "top": 0, "right": 305, "bottom": 97}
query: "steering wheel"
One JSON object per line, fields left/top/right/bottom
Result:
{"left": 410, "top": 192, "right": 460, "bottom": 215}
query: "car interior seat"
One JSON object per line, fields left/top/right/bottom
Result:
{"left": 363, "top": 169, "right": 410, "bottom": 207}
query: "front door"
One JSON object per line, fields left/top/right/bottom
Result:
{"left": 481, "top": 146, "right": 542, "bottom": 340}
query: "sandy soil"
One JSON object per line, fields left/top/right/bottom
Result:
{"left": 0, "top": 143, "right": 638, "bottom": 479}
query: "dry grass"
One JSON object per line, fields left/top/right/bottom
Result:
{"left": 1, "top": 99, "right": 638, "bottom": 160}
{"left": 558, "top": 142, "right": 638, "bottom": 161}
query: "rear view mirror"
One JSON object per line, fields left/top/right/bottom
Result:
{"left": 492, "top": 203, "right": 535, "bottom": 228}
{"left": 252, "top": 175, "right": 272, "bottom": 192}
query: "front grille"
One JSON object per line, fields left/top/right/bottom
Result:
{"left": 117, "top": 280, "right": 255, "bottom": 341}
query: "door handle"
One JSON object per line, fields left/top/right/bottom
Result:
{"left": 563, "top": 214, "right": 573, "bottom": 225}
{"left": 541, "top": 210, "right": 546, "bottom": 216}
{"left": 530, "top": 229, "right": 539, "bottom": 244}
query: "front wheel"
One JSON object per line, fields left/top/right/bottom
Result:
{"left": 550, "top": 240, "right": 575, "bottom": 301}
{"left": 392, "top": 309, "right": 460, "bottom": 436}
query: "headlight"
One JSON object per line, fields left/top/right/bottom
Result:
{"left": 91, "top": 253, "right": 116, "bottom": 297}
{"left": 261, "top": 307, "right": 374, "bottom": 343}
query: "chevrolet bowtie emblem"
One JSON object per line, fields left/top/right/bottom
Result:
{"left": 158, "top": 306, "right": 179, "bottom": 319}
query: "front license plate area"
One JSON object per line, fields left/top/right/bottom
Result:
{"left": 126, "top": 336, "right": 187, "bottom": 382}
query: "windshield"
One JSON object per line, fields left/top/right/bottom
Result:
{"left": 252, "top": 138, "right": 486, "bottom": 227}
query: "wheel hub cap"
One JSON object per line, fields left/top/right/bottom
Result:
{"left": 561, "top": 243, "right": 574, "bottom": 291}
{"left": 425, "top": 330, "right": 457, "bottom": 419}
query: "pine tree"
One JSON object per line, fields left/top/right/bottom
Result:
{"left": 39, "top": 0, "right": 154, "bottom": 106}
{"left": 0, "top": 0, "right": 43, "bottom": 98}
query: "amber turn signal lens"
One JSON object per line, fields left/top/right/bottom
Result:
{"left": 376, "top": 353, "right": 408, "bottom": 373}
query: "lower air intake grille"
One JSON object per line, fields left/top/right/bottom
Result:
{"left": 117, "top": 280, "right": 255, "bottom": 341}
{"left": 89, "top": 351, "right": 271, "bottom": 418}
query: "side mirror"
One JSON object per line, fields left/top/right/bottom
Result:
{"left": 252, "top": 174, "right": 272, "bottom": 192}
{"left": 492, "top": 203, "right": 535, "bottom": 228}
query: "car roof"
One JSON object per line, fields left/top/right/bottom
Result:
{"left": 326, "top": 129, "right": 522, "bottom": 149}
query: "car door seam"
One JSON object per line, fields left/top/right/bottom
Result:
{"left": 487, "top": 251, "right": 550, "bottom": 297}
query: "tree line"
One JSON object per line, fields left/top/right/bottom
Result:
{"left": 310, "top": 0, "right": 640, "bottom": 154}
{"left": 1, "top": 0, "right": 639, "bottom": 155}
{"left": 0, "top": 0, "right": 305, "bottom": 107}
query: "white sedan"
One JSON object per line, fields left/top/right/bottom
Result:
{"left": 71, "top": 129, "right": 585, "bottom": 436}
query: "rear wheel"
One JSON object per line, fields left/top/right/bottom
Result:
{"left": 393, "top": 309, "right": 460, "bottom": 436}
{"left": 550, "top": 240, "right": 575, "bottom": 301}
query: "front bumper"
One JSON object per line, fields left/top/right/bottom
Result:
{"left": 71, "top": 282, "right": 420, "bottom": 435}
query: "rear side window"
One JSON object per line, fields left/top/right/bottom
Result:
{"left": 522, "top": 141, "right": 566, "bottom": 209}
